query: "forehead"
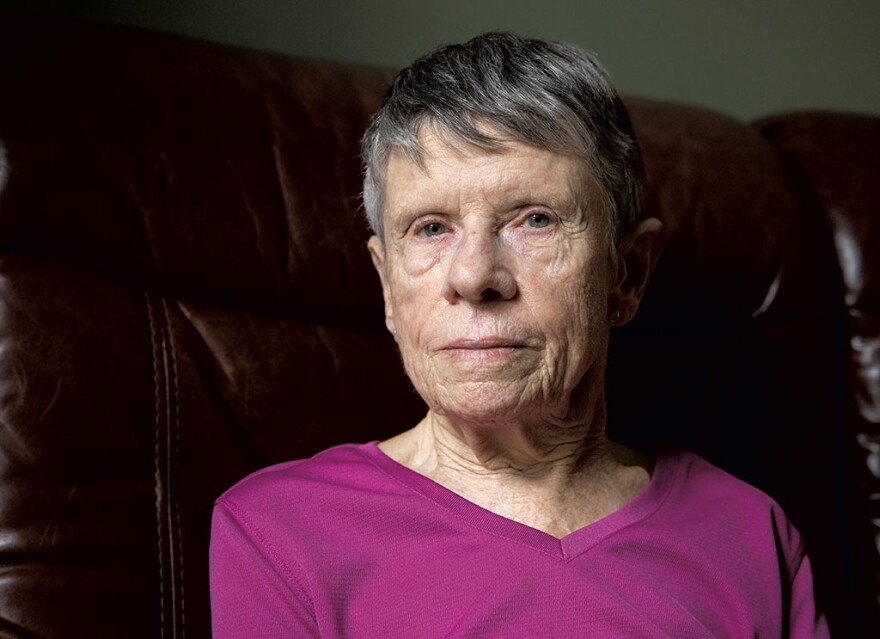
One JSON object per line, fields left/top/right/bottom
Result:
{"left": 384, "top": 125, "right": 590, "bottom": 213}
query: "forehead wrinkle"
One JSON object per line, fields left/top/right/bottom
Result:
{"left": 386, "top": 150, "right": 463, "bottom": 219}
{"left": 387, "top": 140, "right": 507, "bottom": 220}
{"left": 386, "top": 126, "right": 606, "bottom": 238}
{"left": 431, "top": 135, "right": 577, "bottom": 208}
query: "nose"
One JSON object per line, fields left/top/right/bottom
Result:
{"left": 442, "top": 228, "right": 517, "bottom": 303}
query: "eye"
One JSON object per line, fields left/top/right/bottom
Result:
{"left": 524, "top": 213, "right": 551, "bottom": 229}
{"left": 418, "top": 222, "right": 448, "bottom": 237}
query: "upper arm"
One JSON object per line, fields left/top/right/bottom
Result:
{"left": 209, "top": 499, "right": 321, "bottom": 638}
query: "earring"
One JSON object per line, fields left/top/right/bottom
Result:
{"left": 608, "top": 309, "right": 621, "bottom": 324}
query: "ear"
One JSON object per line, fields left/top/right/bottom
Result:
{"left": 608, "top": 217, "right": 663, "bottom": 325}
{"left": 367, "top": 235, "right": 397, "bottom": 338}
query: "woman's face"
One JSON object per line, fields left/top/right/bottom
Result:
{"left": 368, "top": 126, "right": 617, "bottom": 427}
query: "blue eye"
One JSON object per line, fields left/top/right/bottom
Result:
{"left": 525, "top": 213, "right": 551, "bottom": 228}
{"left": 420, "top": 222, "right": 447, "bottom": 237}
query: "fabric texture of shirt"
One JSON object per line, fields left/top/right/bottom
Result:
{"left": 210, "top": 443, "right": 829, "bottom": 638}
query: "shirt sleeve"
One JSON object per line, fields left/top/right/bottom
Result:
{"left": 770, "top": 503, "right": 830, "bottom": 639}
{"left": 210, "top": 498, "right": 320, "bottom": 638}
{"left": 787, "top": 550, "right": 830, "bottom": 639}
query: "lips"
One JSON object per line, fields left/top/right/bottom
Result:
{"left": 439, "top": 336, "right": 526, "bottom": 350}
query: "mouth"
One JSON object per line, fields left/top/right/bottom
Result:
{"left": 437, "top": 337, "right": 531, "bottom": 362}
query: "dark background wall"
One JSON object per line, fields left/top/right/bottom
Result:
{"left": 8, "top": 1, "right": 880, "bottom": 121}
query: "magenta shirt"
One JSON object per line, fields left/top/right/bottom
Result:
{"left": 210, "top": 444, "right": 829, "bottom": 637}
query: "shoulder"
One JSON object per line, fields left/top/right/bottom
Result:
{"left": 215, "top": 442, "right": 389, "bottom": 519}
{"left": 663, "top": 448, "right": 782, "bottom": 508}
{"left": 608, "top": 450, "right": 825, "bottom": 636}
{"left": 658, "top": 449, "right": 804, "bottom": 561}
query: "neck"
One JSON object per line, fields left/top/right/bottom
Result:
{"left": 423, "top": 406, "right": 608, "bottom": 477}
{"left": 379, "top": 398, "right": 652, "bottom": 538}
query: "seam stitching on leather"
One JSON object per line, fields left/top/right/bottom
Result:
{"left": 146, "top": 293, "right": 166, "bottom": 639}
{"left": 163, "top": 298, "right": 186, "bottom": 637}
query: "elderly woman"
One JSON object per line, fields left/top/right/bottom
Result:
{"left": 210, "top": 33, "right": 828, "bottom": 637}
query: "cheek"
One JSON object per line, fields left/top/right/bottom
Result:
{"left": 527, "top": 241, "right": 609, "bottom": 313}
{"left": 402, "top": 241, "right": 446, "bottom": 276}
{"left": 387, "top": 287, "right": 445, "bottom": 400}
{"left": 386, "top": 270, "right": 434, "bottom": 347}
{"left": 527, "top": 257, "right": 610, "bottom": 363}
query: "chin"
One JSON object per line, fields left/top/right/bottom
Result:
{"left": 424, "top": 381, "right": 547, "bottom": 425}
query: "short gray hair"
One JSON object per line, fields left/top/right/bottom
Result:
{"left": 361, "top": 32, "right": 645, "bottom": 243}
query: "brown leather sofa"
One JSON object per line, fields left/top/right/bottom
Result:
{"left": 0, "top": 16, "right": 878, "bottom": 638}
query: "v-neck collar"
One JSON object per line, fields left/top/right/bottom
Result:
{"left": 359, "top": 442, "right": 681, "bottom": 562}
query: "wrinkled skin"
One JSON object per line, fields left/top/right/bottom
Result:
{"left": 369, "top": 124, "right": 661, "bottom": 535}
